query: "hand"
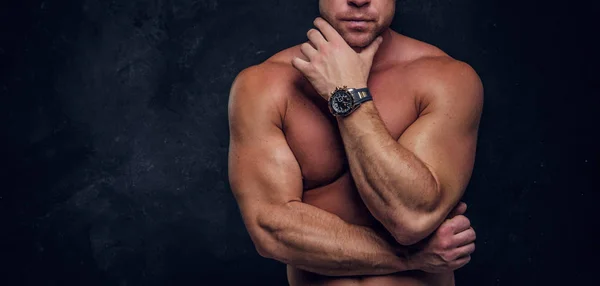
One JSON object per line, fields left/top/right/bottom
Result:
{"left": 408, "top": 202, "right": 476, "bottom": 273}
{"left": 291, "top": 17, "right": 383, "bottom": 100}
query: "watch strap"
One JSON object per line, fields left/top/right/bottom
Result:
{"left": 349, "top": 88, "right": 372, "bottom": 104}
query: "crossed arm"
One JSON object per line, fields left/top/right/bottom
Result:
{"left": 228, "top": 65, "right": 413, "bottom": 276}
{"left": 337, "top": 59, "right": 484, "bottom": 245}
{"left": 227, "top": 60, "right": 482, "bottom": 276}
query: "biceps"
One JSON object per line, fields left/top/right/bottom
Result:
{"left": 228, "top": 138, "right": 303, "bottom": 253}
{"left": 398, "top": 113, "right": 478, "bottom": 199}
{"left": 228, "top": 137, "right": 303, "bottom": 219}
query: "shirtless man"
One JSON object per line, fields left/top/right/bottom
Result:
{"left": 228, "top": 0, "right": 483, "bottom": 285}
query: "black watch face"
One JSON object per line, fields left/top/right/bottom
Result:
{"left": 330, "top": 90, "right": 354, "bottom": 115}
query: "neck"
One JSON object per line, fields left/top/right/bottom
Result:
{"left": 372, "top": 28, "right": 393, "bottom": 71}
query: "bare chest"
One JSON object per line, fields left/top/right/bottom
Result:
{"left": 283, "top": 71, "right": 420, "bottom": 190}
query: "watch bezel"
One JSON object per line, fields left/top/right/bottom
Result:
{"left": 328, "top": 86, "right": 355, "bottom": 116}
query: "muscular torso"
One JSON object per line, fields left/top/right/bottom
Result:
{"left": 265, "top": 33, "right": 454, "bottom": 285}
{"left": 285, "top": 60, "right": 417, "bottom": 225}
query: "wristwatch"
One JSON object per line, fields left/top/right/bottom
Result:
{"left": 328, "top": 86, "right": 373, "bottom": 117}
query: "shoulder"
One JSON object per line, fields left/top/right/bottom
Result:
{"left": 230, "top": 44, "right": 306, "bottom": 97}
{"left": 389, "top": 33, "right": 480, "bottom": 86}
{"left": 390, "top": 34, "right": 483, "bottom": 115}
{"left": 384, "top": 33, "right": 482, "bottom": 94}
{"left": 231, "top": 61, "right": 293, "bottom": 97}
{"left": 410, "top": 56, "right": 482, "bottom": 98}
{"left": 394, "top": 34, "right": 481, "bottom": 88}
{"left": 409, "top": 57, "right": 484, "bottom": 128}
{"left": 228, "top": 45, "right": 306, "bottom": 124}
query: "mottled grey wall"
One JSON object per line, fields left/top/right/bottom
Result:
{"left": 2, "top": 0, "right": 598, "bottom": 285}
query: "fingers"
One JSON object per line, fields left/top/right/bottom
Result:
{"left": 359, "top": 36, "right": 383, "bottom": 62}
{"left": 448, "top": 215, "right": 471, "bottom": 234}
{"left": 313, "top": 17, "right": 343, "bottom": 43}
{"left": 447, "top": 202, "right": 467, "bottom": 218}
{"left": 455, "top": 242, "right": 476, "bottom": 259}
{"left": 442, "top": 242, "right": 475, "bottom": 262}
{"left": 449, "top": 254, "right": 472, "bottom": 270}
{"left": 300, "top": 42, "right": 318, "bottom": 60}
{"left": 446, "top": 242, "right": 476, "bottom": 271}
{"left": 307, "top": 29, "right": 327, "bottom": 50}
{"left": 291, "top": 57, "right": 311, "bottom": 74}
{"left": 453, "top": 227, "right": 476, "bottom": 247}
{"left": 453, "top": 243, "right": 475, "bottom": 263}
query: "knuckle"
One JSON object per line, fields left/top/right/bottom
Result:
{"left": 438, "top": 224, "right": 452, "bottom": 234}
{"left": 445, "top": 219, "right": 458, "bottom": 230}
{"left": 438, "top": 239, "right": 451, "bottom": 249}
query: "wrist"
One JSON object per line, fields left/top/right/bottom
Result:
{"left": 335, "top": 100, "right": 376, "bottom": 123}
{"left": 350, "top": 82, "right": 368, "bottom": 89}
{"left": 404, "top": 254, "right": 421, "bottom": 271}
{"left": 397, "top": 247, "right": 421, "bottom": 271}
{"left": 336, "top": 81, "right": 367, "bottom": 90}
{"left": 325, "top": 83, "right": 367, "bottom": 98}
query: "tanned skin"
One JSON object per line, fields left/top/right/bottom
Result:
{"left": 228, "top": 0, "right": 482, "bottom": 285}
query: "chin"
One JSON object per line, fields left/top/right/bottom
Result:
{"left": 335, "top": 23, "right": 381, "bottom": 48}
{"left": 342, "top": 32, "right": 377, "bottom": 48}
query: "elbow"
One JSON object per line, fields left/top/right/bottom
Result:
{"left": 388, "top": 177, "right": 449, "bottom": 245}
{"left": 255, "top": 239, "right": 276, "bottom": 259}
{"left": 390, "top": 225, "right": 427, "bottom": 246}
{"left": 383, "top": 210, "right": 424, "bottom": 245}
{"left": 250, "top": 209, "right": 288, "bottom": 262}
{"left": 388, "top": 201, "right": 442, "bottom": 246}
{"left": 390, "top": 220, "right": 437, "bottom": 246}
{"left": 252, "top": 227, "right": 284, "bottom": 260}
{"left": 248, "top": 220, "right": 279, "bottom": 259}
{"left": 250, "top": 225, "right": 273, "bottom": 258}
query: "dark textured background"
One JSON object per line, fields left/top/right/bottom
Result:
{"left": 2, "top": 0, "right": 598, "bottom": 285}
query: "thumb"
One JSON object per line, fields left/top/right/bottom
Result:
{"left": 359, "top": 36, "right": 383, "bottom": 62}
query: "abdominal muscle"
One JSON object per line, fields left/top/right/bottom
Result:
{"left": 286, "top": 173, "right": 454, "bottom": 286}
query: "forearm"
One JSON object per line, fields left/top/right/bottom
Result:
{"left": 258, "top": 200, "right": 416, "bottom": 276}
{"left": 336, "top": 102, "right": 439, "bottom": 244}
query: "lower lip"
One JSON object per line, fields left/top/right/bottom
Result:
{"left": 343, "top": 20, "right": 371, "bottom": 30}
